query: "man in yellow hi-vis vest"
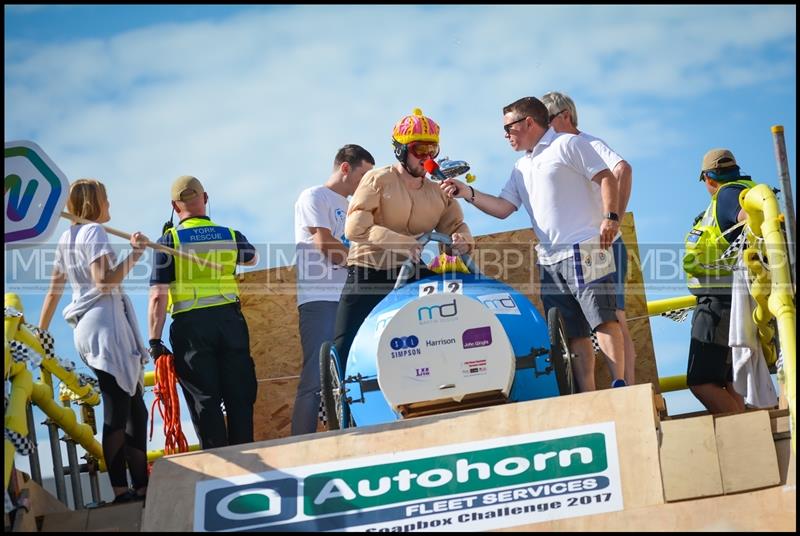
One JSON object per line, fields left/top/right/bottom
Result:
{"left": 683, "top": 149, "right": 755, "bottom": 414}
{"left": 148, "top": 175, "right": 258, "bottom": 449}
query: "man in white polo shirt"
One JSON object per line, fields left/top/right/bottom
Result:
{"left": 292, "top": 144, "right": 374, "bottom": 435}
{"left": 542, "top": 91, "right": 637, "bottom": 386}
{"left": 441, "top": 96, "right": 626, "bottom": 392}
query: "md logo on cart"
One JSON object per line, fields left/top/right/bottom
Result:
{"left": 202, "top": 478, "right": 297, "bottom": 531}
{"left": 477, "top": 293, "right": 521, "bottom": 315}
{"left": 417, "top": 298, "right": 458, "bottom": 324}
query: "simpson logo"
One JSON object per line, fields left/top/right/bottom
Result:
{"left": 389, "top": 335, "right": 421, "bottom": 358}
{"left": 389, "top": 335, "right": 419, "bottom": 350}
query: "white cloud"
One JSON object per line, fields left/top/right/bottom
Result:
{"left": 4, "top": 6, "right": 795, "bottom": 481}
{"left": 5, "top": 5, "right": 795, "bottom": 251}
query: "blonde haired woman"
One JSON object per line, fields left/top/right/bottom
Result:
{"left": 39, "top": 179, "right": 151, "bottom": 503}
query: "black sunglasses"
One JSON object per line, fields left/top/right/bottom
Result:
{"left": 503, "top": 116, "right": 528, "bottom": 134}
{"left": 548, "top": 109, "right": 566, "bottom": 123}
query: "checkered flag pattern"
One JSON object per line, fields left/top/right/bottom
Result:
{"left": 318, "top": 395, "right": 327, "bottom": 427}
{"left": 31, "top": 326, "right": 57, "bottom": 360}
{"left": 9, "top": 340, "right": 29, "bottom": 364}
{"left": 79, "top": 373, "right": 98, "bottom": 389}
{"left": 5, "top": 307, "right": 23, "bottom": 319}
{"left": 696, "top": 224, "right": 752, "bottom": 272}
{"left": 5, "top": 427, "right": 35, "bottom": 456}
{"left": 661, "top": 307, "right": 692, "bottom": 323}
{"left": 590, "top": 332, "right": 601, "bottom": 354}
{"left": 58, "top": 373, "right": 99, "bottom": 403}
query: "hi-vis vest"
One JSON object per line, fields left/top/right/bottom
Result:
{"left": 167, "top": 217, "right": 240, "bottom": 316}
{"left": 683, "top": 179, "right": 755, "bottom": 294}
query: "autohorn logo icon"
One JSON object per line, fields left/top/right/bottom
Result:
{"left": 203, "top": 478, "right": 298, "bottom": 531}
{"left": 216, "top": 488, "right": 282, "bottom": 521}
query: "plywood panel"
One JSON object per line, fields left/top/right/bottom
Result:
{"left": 715, "top": 410, "right": 780, "bottom": 493}
{"left": 238, "top": 217, "right": 661, "bottom": 443}
{"left": 143, "top": 384, "right": 663, "bottom": 531}
{"left": 502, "top": 485, "right": 794, "bottom": 532}
{"left": 659, "top": 416, "right": 723, "bottom": 501}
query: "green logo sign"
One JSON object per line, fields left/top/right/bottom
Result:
{"left": 304, "top": 433, "right": 606, "bottom": 515}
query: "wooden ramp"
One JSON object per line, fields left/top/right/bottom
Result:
{"left": 141, "top": 384, "right": 794, "bottom": 531}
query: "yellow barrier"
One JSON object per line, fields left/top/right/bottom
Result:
{"left": 743, "top": 248, "right": 778, "bottom": 366}
{"left": 147, "top": 444, "right": 201, "bottom": 462}
{"left": 5, "top": 362, "right": 34, "bottom": 491}
{"left": 5, "top": 294, "right": 105, "bottom": 489}
{"left": 5, "top": 293, "right": 201, "bottom": 496}
{"left": 647, "top": 295, "right": 697, "bottom": 317}
{"left": 658, "top": 374, "right": 688, "bottom": 394}
{"left": 741, "top": 184, "right": 796, "bottom": 452}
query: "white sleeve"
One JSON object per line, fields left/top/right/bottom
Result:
{"left": 54, "top": 236, "right": 65, "bottom": 273}
{"left": 296, "top": 190, "right": 333, "bottom": 233}
{"left": 83, "top": 224, "right": 115, "bottom": 264}
{"left": 566, "top": 136, "right": 609, "bottom": 181}
{"left": 498, "top": 168, "right": 523, "bottom": 208}
{"left": 588, "top": 138, "right": 623, "bottom": 172}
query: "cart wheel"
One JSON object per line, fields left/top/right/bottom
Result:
{"left": 319, "top": 341, "right": 349, "bottom": 430}
{"left": 548, "top": 307, "right": 576, "bottom": 395}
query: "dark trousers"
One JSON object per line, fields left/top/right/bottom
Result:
{"left": 170, "top": 302, "right": 258, "bottom": 450}
{"left": 92, "top": 368, "right": 149, "bottom": 490}
{"left": 333, "top": 264, "right": 435, "bottom": 366}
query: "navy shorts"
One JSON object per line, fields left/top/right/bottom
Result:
{"left": 540, "top": 256, "right": 618, "bottom": 339}
{"left": 612, "top": 237, "right": 627, "bottom": 311}
{"left": 686, "top": 295, "right": 733, "bottom": 387}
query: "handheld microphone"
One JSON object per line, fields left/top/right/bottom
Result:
{"left": 423, "top": 158, "right": 448, "bottom": 182}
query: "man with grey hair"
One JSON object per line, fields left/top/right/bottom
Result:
{"left": 441, "top": 96, "right": 626, "bottom": 392}
{"left": 542, "top": 91, "right": 636, "bottom": 386}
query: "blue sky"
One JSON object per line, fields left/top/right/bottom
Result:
{"left": 5, "top": 5, "right": 796, "bottom": 497}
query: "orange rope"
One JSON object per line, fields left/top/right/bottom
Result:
{"left": 149, "top": 353, "right": 189, "bottom": 455}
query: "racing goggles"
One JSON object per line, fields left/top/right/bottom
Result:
{"left": 407, "top": 141, "right": 440, "bottom": 159}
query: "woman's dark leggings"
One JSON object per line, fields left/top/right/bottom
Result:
{"left": 333, "top": 264, "right": 435, "bottom": 367}
{"left": 92, "top": 368, "right": 149, "bottom": 490}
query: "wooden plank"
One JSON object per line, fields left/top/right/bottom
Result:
{"left": 505, "top": 485, "right": 794, "bottom": 531}
{"left": 774, "top": 438, "right": 795, "bottom": 486}
{"left": 715, "top": 410, "right": 780, "bottom": 493}
{"left": 659, "top": 416, "right": 723, "bottom": 501}
{"left": 9, "top": 489, "right": 38, "bottom": 532}
{"left": 143, "top": 384, "right": 663, "bottom": 531}
{"left": 39, "top": 510, "right": 88, "bottom": 532}
{"left": 86, "top": 502, "right": 143, "bottom": 532}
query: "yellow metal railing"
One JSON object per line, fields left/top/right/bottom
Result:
{"left": 740, "top": 184, "right": 796, "bottom": 452}
{"left": 647, "top": 295, "right": 697, "bottom": 317}
{"left": 650, "top": 185, "right": 794, "bottom": 453}
{"left": 5, "top": 293, "right": 104, "bottom": 489}
{"left": 6, "top": 293, "right": 200, "bottom": 493}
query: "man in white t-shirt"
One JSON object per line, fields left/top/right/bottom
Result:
{"left": 441, "top": 96, "right": 626, "bottom": 392}
{"left": 292, "top": 144, "right": 375, "bottom": 435}
{"left": 542, "top": 91, "right": 637, "bottom": 386}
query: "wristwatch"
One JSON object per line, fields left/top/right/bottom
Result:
{"left": 605, "top": 212, "right": 619, "bottom": 222}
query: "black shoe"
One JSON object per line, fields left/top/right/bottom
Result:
{"left": 113, "top": 489, "right": 137, "bottom": 504}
